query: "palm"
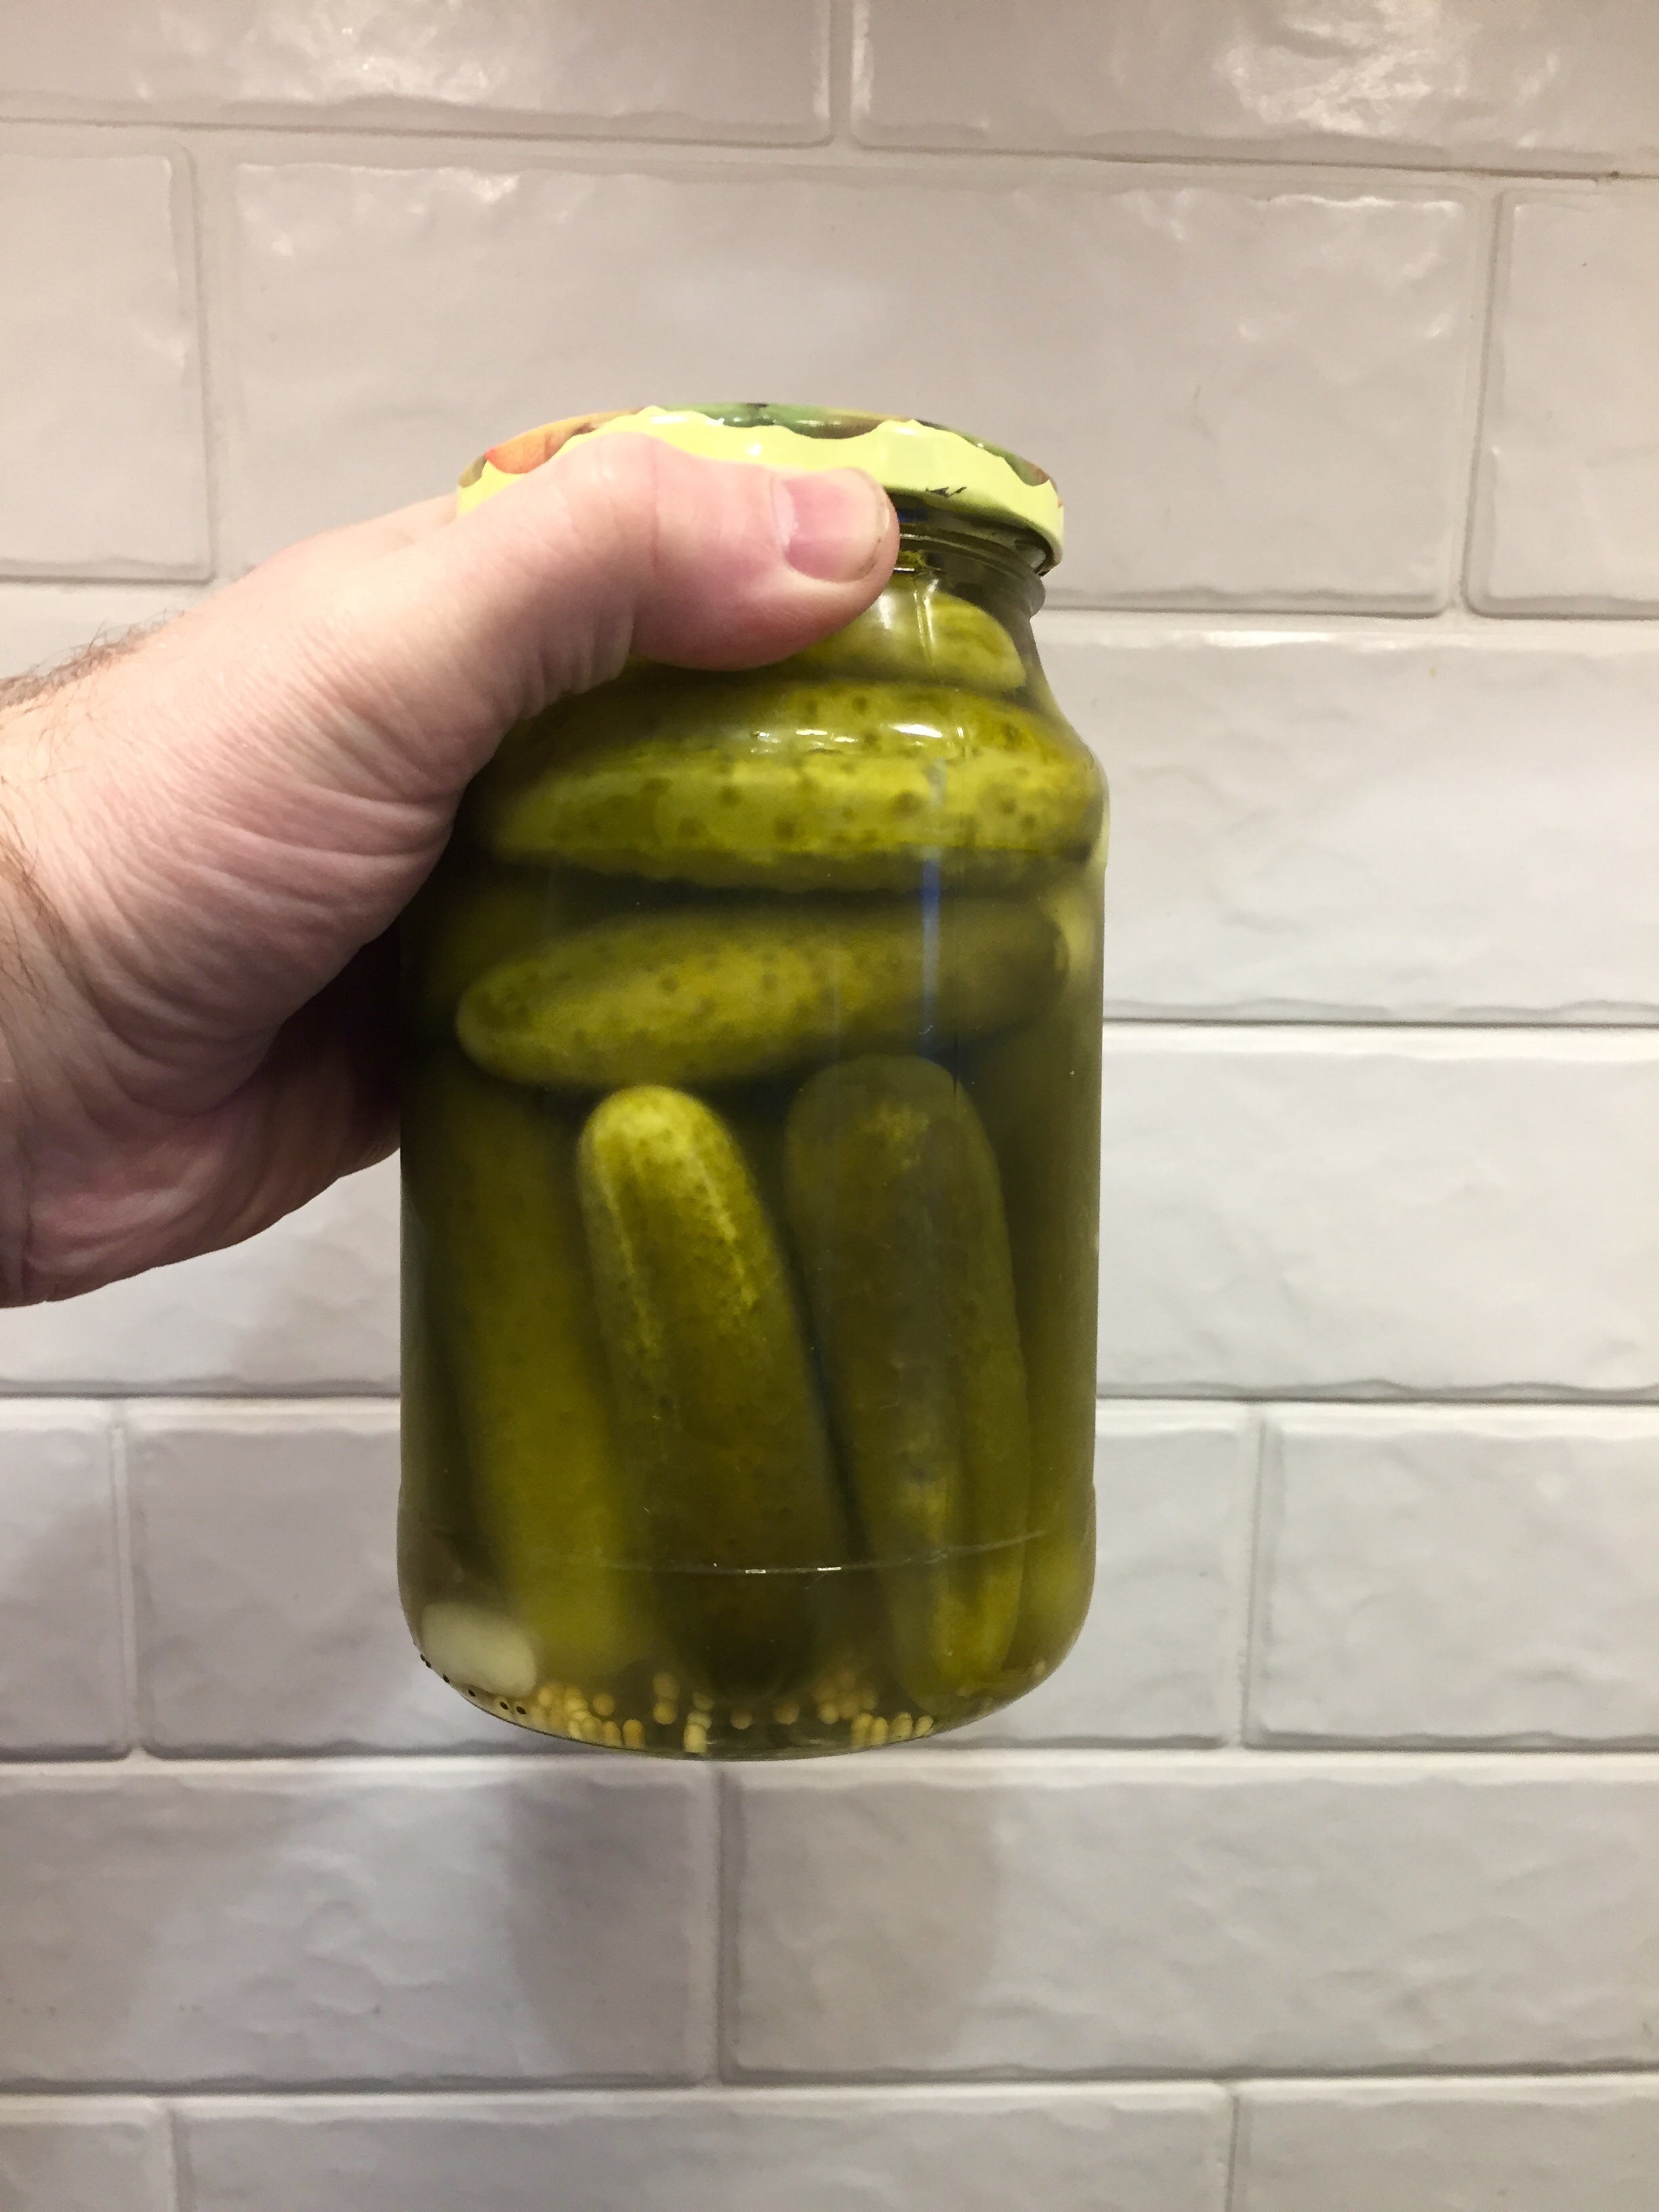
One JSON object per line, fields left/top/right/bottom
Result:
{"left": 0, "top": 440, "right": 893, "bottom": 1302}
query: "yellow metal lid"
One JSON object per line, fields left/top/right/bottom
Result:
{"left": 457, "top": 403, "right": 1063, "bottom": 568}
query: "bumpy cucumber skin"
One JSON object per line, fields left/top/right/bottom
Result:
{"left": 401, "top": 863, "right": 556, "bottom": 1042}
{"left": 400, "top": 855, "right": 659, "bottom": 1042}
{"left": 784, "top": 1054, "right": 1032, "bottom": 1709}
{"left": 577, "top": 1086, "right": 851, "bottom": 1698}
{"left": 401, "top": 1051, "right": 647, "bottom": 1681}
{"left": 792, "top": 577, "right": 1026, "bottom": 693}
{"left": 968, "top": 858, "right": 1105, "bottom": 1676}
{"left": 457, "top": 895, "right": 1065, "bottom": 1092}
{"left": 471, "top": 677, "right": 1103, "bottom": 893}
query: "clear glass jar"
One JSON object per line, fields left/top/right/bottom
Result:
{"left": 398, "top": 406, "right": 1105, "bottom": 1756}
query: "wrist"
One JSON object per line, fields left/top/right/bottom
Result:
{"left": 0, "top": 687, "right": 129, "bottom": 1303}
{"left": 0, "top": 706, "right": 58, "bottom": 1298}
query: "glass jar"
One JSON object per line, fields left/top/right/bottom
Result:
{"left": 398, "top": 404, "right": 1105, "bottom": 1757}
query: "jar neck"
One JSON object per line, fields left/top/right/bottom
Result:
{"left": 890, "top": 505, "right": 1049, "bottom": 620}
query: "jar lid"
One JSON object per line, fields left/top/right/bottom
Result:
{"left": 457, "top": 403, "right": 1064, "bottom": 568}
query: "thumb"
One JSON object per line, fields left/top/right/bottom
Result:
{"left": 311, "top": 433, "right": 899, "bottom": 793}
{"left": 16, "top": 434, "right": 898, "bottom": 1061}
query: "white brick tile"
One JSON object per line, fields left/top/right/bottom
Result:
{"left": 0, "top": 586, "right": 207, "bottom": 688}
{"left": 177, "top": 2086, "right": 1229, "bottom": 2212}
{"left": 857, "top": 1, "right": 1659, "bottom": 171}
{"left": 0, "top": 155, "right": 207, "bottom": 578}
{"left": 1237, "top": 2078, "right": 1659, "bottom": 2212}
{"left": 1097, "top": 1029, "right": 1659, "bottom": 1395}
{"left": 0, "top": 2102, "right": 172, "bottom": 2212}
{"left": 1046, "top": 619, "right": 1659, "bottom": 1022}
{"left": 6, "top": 11, "right": 1659, "bottom": 2158}
{"left": 727, "top": 1755, "right": 1659, "bottom": 2076}
{"left": 0, "top": 1406, "right": 125, "bottom": 1758}
{"left": 0, "top": 1, "right": 830, "bottom": 140}
{"left": 1251, "top": 1409, "right": 1659, "bottom": 1748}
{"left": 226, "top": 162, "right": 1477, "bottom": 608}
{"left": 0, "top": 1158, "right": 397, "bottom": 1393}
{"left": 1474, "top": 192, "right": 1659, "bottom": 611}
{"left": 127, "top": 1401, "right": 529, "bottom": 1755}
{"left": 951, "top": 1408, "right": 1251, "bottom": 1746}
{"left": 0, "top": 1763, "right": 712, "bottom": 2085}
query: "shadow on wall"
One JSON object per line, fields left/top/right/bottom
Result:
{"left": 721, "top": 1763, "right": 1006, "bottom": 2081}
{"left": 0, "top": 1408, "right": 717, "bottom": 2102}
{"left": 0, "top": 1738, "right": 724, "bottom": 2097}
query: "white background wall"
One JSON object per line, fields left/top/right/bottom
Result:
{"left": 2, "top": 4, "right": 1658, "bottom": 2205}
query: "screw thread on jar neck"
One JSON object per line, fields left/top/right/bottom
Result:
{"left": 891, "top": 508, "right": 1048, "bottom": 621}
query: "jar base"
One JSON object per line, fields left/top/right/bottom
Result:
{"left": 407, "top": 1520, "right": 1092, "bottom": 1759}
{"left": 422, "top": 1649, "right": 1059, "bottom": 1758}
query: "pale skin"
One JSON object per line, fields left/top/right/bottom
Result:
{"left": 0, "top": 436, "right": 898, "bottom": 1305}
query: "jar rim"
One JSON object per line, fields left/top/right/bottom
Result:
{"left": 457, "top": 403, "right": 1065, "bottom": 571}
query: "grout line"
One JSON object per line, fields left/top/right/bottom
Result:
{"left": 21, "top": 1386, "right": 1659, "bottom": 1415}
{"left": 14, "top": 2062, "right": 1659, "bottom": 2101}
{"left": 644, "top": 2058, "right": 1659, "bottom": 2091}
{"left": 1094, "top": 1012, "right": 1659, "bottom": 1035}
{"left": 1229, "top": 1411, "right": 1269, "bottom": 1750}
{"left": 1223, "top": 2084, "right": 1247, "bottom": 2212}
{"left": 0, "top": 110, "right": 1645, "bottom": 194}
{"left": 180, "top": 142, "right": 226, "bottom": 581}
{"left": 0, "top": 109, "right": 1652, "bottom": 187}
{"left": 1033, "top": 602, "right": 1659, "bottom": 635}
{"left": 0, "top": 112, "right": 857, "bottom": 159}
{"left": 1097, "top": 1385, "right": 1659, "bottom": 1408}
{"left": 108, "top": 1406, "right": 142, "bottom": 1761}
{"left": 1042, "top": 595, "right": 1659, "bottom": 621}
{"left": 14, "top": 1742, "right": 1659, "bottom": 1767}
{"left": 0, "top": 1380, "right": 1654, "bottom": 1415}
{"left": 5, "top": 1387, "right": 1658, "bottom": 1416}
{"left": 1456, "top": 187, "right": 1509, "bottom": 611}
{"left": 0, "top": 1386, "right": 403, "bottom": 1404}
{"left": 5, "top": 578, "right": 1659, "bottom": 623}
{"left": 827, "top": 0, "right": 857, "bottom": 147}
{"left": 1238, "top": 1431, "right": 1277, "bottom": 1755}
{"left": 0, "top": 571, "right": 212, "bottom": 596}
{"left": 164, "top": 2102, "right": 192, "bottom": 2212}
{"left": 89, "top": 1395, "right": 403, "bottom": 1422}
{"left": 6, "top": 1744, "right": 1659, "bottom": 1777}
{"left": 6, "top": 581, "right": 1659, "bottom": 628}
{"left": 713, "top": 1772, "right": 737, "bottom": 2085}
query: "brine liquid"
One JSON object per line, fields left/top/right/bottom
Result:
{"left": 399, "top": 861, "right": 1101, "bottom": 1757}
{"left": 398, "top": 542, "right": 1104, "bottom": 1758}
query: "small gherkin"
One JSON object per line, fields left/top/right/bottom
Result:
{"left": 784, "top": 1054, "right": 1032, "bottom": 1709}
{"left": 577, "top": 1084, "right": 852, "bottom": 1700}
{"left": 401, "top": 1051, "right": 649, "bottom": 1683}
{"left": 455, "top": 893, "right": 1066, "bottom": 1092}
{"left": 470, "top": 672, "right": 1103, "bottom": 894}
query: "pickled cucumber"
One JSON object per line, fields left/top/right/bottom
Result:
{"left": 969, "top": 869, "right": 1104, "bottom": 1676}
{"left": 401, "top": 1051, "right": 647, "bottom": 1680}
{"left": 577, "top": 1086, "right": 851, "bottom": 1698}
{"left": 471, "top": 678, "right": 1102, "bottom": 893}
{"left": 401, "top": 862, "right": 557, "bottom": 1041}
{"left": 790, "top": 575, "right": 1025, "bottom": 693}
{"left": 457, "top": 895, "right": 1065, "bottom": 1092}
{"left": 784, "top": 1055, "right": 1032, "bottom": 1708}
{"left": 400, "top": 855, "right": 659, "bottom": 1041}
{"left": 398, "top": 1196, "right": 491, "bottom": 1597}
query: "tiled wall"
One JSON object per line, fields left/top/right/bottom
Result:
{"left": 3, "top": 5, "right": 1659, "bottom": 2205}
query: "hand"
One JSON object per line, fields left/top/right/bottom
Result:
{"left": 0, "top": 436, "right": 897, "bottom": 1303}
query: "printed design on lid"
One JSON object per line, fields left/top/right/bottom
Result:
{"left": 459, "top": 410, "right": 634, "bottom": 488}
{"left": 456, "top": 403, "right": 1063, "bottom": 567}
